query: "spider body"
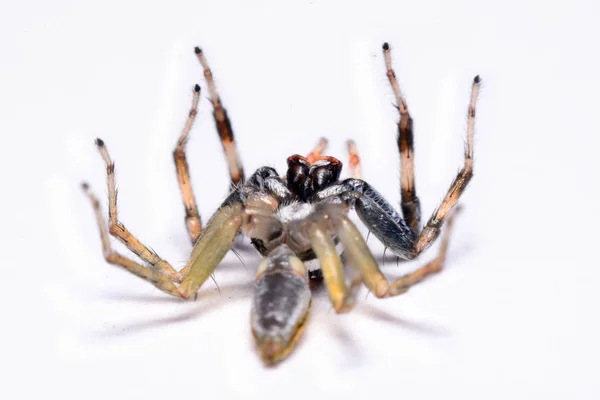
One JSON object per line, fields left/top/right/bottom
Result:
{"left": 82, "top": 43, "right": 481, "bottom": 366}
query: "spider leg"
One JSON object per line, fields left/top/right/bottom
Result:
{"left": 173, "top": 84, "right": 202, "bottom": 245}
{"left": 94, "top": 139, "right": 181, "bottom": 282}
{"left": 307, "top": 219, "right": 361, "bottom": 313}
{"left": 178, "top": 200, "right": 244, "bottom": 298}
{"left": 81, "top": 183, "right": 183, "bottom": 298}
{"left": 84, "top": 157, "right": 248, "bottom": 300}
{"left": 195, "top": 47, "right": 244, "bottom": 189}
{"left": 333, "top": 207, "right": 461, "bottom": 298}
{"left": 316, "top": 178, "right": 415, "bottom": 259}
{"left": 383, "top": 43, "right": 421, "bottom": 234}
{"left": 416, "top": 76, "right": 480, "bottom": 254}
{"left": 384, "top": 207, "right": 461, "bottom": 295}
{"left": 345, "top": 139, "right": 362, "bottom": 179}
{"left": 306, "top": 137, "right": 328, "bottom": 164}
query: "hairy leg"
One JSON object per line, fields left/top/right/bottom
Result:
{"left": 173, "top": 84, "right": 202, "bottom": 245}
{"left": 416, "top": 76, "right": 480, "bottom": 254}
{"left": 383, "top": 42, "right": 421, "bottom": 234}
{"left": 195, "top": 47, "right": 244, "bottom": 188}
{"left": 81, "top": 183, "right": 183, "bottom": 297}
{"left": 95, "top": 139, "right": 181, "bottom": 282}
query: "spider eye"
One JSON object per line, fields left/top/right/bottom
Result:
{"left": 309, "top": 157, "right": 342, "bottom": 193}
{"left": 259, "top": 167, "right": 278, "bottom": 179}
{"left": 248, "top": 166, "right": 279, "bottom": 188}
{"left": 286, "top": 155, "right": 310, "bottom": 198}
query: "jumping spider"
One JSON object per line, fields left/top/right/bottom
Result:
{"left": 82, "top": 43, "right": 481, "bottom": 366}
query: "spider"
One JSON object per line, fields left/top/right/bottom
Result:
{"left": 82, "top": 43, "right": 481, "bottom": 366}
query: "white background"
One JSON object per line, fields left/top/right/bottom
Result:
{"left": 2, "top": 0, "right": 599, "bottom": 398}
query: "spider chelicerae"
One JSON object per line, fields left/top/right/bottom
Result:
{"left": 82, "top": 43, "right": 481, "bottom": 366}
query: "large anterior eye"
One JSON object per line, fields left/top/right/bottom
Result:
{"left": 309, "top": 157, "right": 342, "bottom": 193}
{"left": 286, "top": 155, "right": 310, "bottom": 198}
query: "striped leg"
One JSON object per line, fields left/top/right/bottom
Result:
{"left": 95, "top": 139, "right": 181, "bottom": 282}
{"left": 194, "top": 47, "right": 244, "bottom": 189}
{"left": 416, "top": 77, "right": 480, "bottom": 254}
{"left": 81, "top": 183, "right": 183, "bottom": 297}
{"left": 383, "top": 43, "right": 421, "bottom": 234}
{"left": 173, "top": 84, "right": 202, "bottom": 244}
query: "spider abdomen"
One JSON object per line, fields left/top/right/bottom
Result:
{"left": 251, "top": 244, "right": 311, "bottom": 365}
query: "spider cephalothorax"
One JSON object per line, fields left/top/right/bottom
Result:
{"left": 242, "top": 155, "right": 345, "bottom": 261}
{"left": 82, "top": 43, "right": 480, "bottom": 366}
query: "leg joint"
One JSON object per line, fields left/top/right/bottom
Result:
{"left": 108, "top": 222, "right": 123, "bottom": 238}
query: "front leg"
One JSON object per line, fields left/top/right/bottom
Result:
{"left": 316, "top": 178, "right": 416, "bottom": 259}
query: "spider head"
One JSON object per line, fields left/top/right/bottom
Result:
{"left": 286, "top": 154, "right": 342, "bottom": 201}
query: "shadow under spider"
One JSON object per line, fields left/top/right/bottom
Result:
{"left": 90, "top": 280, "right": 255, "bottom": 338}
{"left": 92, "top": 265, "right": 450, "bottom": 344}
{"left": 309, "top": 299, "right": 449, "bottom": 367}
{"left": 357, "top": 304, "right": 450, "bottom": 336}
